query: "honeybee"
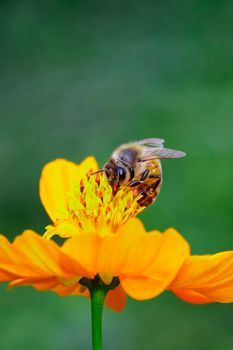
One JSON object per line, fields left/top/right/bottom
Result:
{"left": 103, "top": 138, "right": 186, "bottom": 207}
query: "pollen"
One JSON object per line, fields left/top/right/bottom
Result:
{"left": 80, "top": 179, "right": 84, "bottom": 193}
{"left": 44, "top": 169, "right": 144, "bottom": 239}
{"left": 97, "top": 190, "right": 103, "bottom": 199}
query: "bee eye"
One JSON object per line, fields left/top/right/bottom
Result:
{"left": 117, "top": 167, "right": 126, "bottom": 181}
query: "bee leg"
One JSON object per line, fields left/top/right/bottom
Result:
{"left": 148, "top": 174, "right": 161, "bottom": 179}
{"left": 129, "top": 169, "right": 150, "bottom": 186}
{"left": 137, "top": 178, "right": 161, "bottom": 205}
{"left": 150, "top": 177, "right": 161, "bottom": 190}
{"left": 137, "top": 178, "right": 161, "bottom": 195}
{"left": 129, "top": 170, "right": 159, "bottom": 187}
{"left": 137, "top": 189, "right": 148, "bottom": 204}
{"left": 140, "top": 169, "right": 150, "bottom": 181}
{"left": 129, "top": 180, "right": 144, "bottom": 187}
{"left": 137, "top": 189, "right": 147, "bottom": 197}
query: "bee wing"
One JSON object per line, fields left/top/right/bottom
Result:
{"left": 140, "top": 147, "right": 186, "bottom": 161}
{"left": 137, "top": 138, "right": 165, "bottom": 147}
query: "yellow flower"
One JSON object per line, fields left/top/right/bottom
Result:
{"left": 0, "top": 156, "right": 232, "bottom": 313}
{"left": 39, "top": 157, "right": 144, "bottom": 239}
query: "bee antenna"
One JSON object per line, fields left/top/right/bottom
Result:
{"left": 91, "top": 169, "right": 106, "bottom": 175}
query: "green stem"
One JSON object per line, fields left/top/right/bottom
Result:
{"left": 90, "top": 287, "right": 107, "bottom": 350}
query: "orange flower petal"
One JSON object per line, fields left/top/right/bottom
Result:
{"left": 13, "top": 230, "right": 67, "bottom": 276}
{"left": 172, "top": 289, "right": 212, "bottom": 304}
{"left": 9, "top": 277, "right": 59, "bottom": 290}
{"left": 0, "top": 234, "right": 31, "bottom": 277}
{"left": 120, "top": 276, "right": 166, "bottom": 300}
{"left": 61, "top": 233, "right": 101, "bottom": 275}
{"left": 0, "top": 230, "right": 91, "bottom": 288}
{"left": 61, "top": 223, "right": 189, "bottom": 301}
{"left": 170, "top": 251, "right": 233, "bottom": 303}
{"left": 45, "top": 219, "right": 148, "bottom": 280}
{"left": 52, "top": 284, "right": 89, "bottom": 297}
{"left": 105, "top": 285, "right": 127, "bottom": 312}
{"left": 120, "top": 228, "right": 190, "bottom": 300}
{"left": 55, "top": 219, "right": 154, "bottom": 279}
{"left": 96, "top": 219, "right": 150, "bottom": 276}
{"left": 142, "top": 228, "right": 190, "bottom": 278}
{"left": 39, "top": 157, "right": 98, "bottom": 222}
{"left": 57, "top": 219, "right": 149, "bottom": 278}
{"left": 12, "top": 230, "right": 89, "bottom": 280}
{"left": 0, "top": 271, "right": 13, "bottom": 282}
{"left": 0, "top": 225, "right": 191, "bottom": 304}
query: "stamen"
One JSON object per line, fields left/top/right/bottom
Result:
{"left": 126, "top": 201, "right": 132, "bottom": 209}
{"left": 80, "top": 195, "right": 86, "bottom": 207}
{"left": 95, "top": 173, "right": 100, "bottom": 185}
{"left": 113, "top": 182, "right": 118, "bottom": 193}
{"left": 80, "top": 179, "right": 84, "bottom": 193}
{"left": 98, "top": 190, "right": 103, "bottom": 199}
{"left": 86, "top": 169, "right": 93, "bottom": 179}
{"left": 47, "top": 168, "right": 143, "bottom": 239}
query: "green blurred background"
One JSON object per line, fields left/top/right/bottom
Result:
{"left": 0, "top": 1, "right": 233, "bottom": 349}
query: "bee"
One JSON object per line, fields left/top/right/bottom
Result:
{"left": 103, "top": 138, "right": 186, "bottom": 207}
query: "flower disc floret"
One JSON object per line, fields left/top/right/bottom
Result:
{"left": 41, "top": 158, "right": 144, "bottom": 239}
{"left": 68, "top": 171, "right": 143, "bottom": 232}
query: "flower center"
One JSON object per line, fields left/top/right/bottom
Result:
{"left": 68, "top": 170, "right": 144, "bottom": 233}
{"left": 44, "top": 169, "right": 144, "bottom": 239}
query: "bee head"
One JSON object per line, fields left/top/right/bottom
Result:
{"left": 103, "top": 161, "right": 127, "bottom": 190}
